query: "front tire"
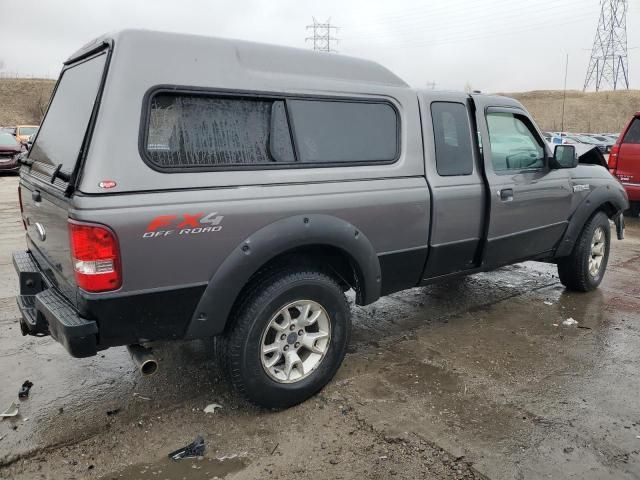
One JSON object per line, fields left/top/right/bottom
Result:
{"left": 221, "top": 268, "right": 351, "bottom": 409}
{"left": 557, "top": 211, "right": 611, "bottom": 292}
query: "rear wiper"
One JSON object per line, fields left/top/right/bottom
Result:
{"left": 51, "top": 164, "right": 71, "bottom": 184}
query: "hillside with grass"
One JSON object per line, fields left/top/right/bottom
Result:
{"left": 0, "top": 78, "right": 55, "bottom": 126}
{"left": 1, "top": 78, "right": 638, "bottom": 135}
{"left": 506, "top": 89, "right": 640, "bottom": 134}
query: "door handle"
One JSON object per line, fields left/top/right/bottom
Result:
{"left": 498, "top": 188, "right": 514, "bottom": 202}
{"left": 32, "top": 190, "right": 41, "bottom": 203}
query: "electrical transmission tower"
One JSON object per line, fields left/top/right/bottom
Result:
{"left": 583, "top": 0, "right": 629, "bottom": 91}
{"left": 306, "top": 18, "right": 339, "bottom": 52}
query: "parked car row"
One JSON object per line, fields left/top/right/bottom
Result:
{"left": 0, "top": 131, "right": 27, "bottom": 174}
{"left": 0, "top": 125, "right": 39, "bottom": 174}
{"left": 0, "top": 125, "right": 39, "bottom": 145}
{"left": 542, "top": 131, "right": 618, "bottom": 154}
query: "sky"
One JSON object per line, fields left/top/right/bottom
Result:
{"left": 0, "top": 0, "right": 637, "bottom": 92}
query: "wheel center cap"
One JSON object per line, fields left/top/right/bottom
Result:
{"left": 287, "top": 332, "right": 298, "bottom": 345}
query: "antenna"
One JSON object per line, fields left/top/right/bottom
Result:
{"left": 583, "top": 0, "right": 629, "bottom": 91}
{"left": 306, "top": 17, "right": 339, "bottom": 52}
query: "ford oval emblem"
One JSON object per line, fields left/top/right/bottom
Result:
{"left": 35, "top": 222, "right": 46, "bottom": 241}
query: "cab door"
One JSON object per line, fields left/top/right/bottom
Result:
{"left": 473, "top": 96, "right": 572, "bottom": 267}
{"left": 419, "top": 93, "right": 485, "bottom": 278}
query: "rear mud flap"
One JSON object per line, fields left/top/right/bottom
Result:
{"left": 615, "top": 213, "right": 625, "bottom": 240}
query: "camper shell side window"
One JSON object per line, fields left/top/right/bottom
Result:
{"left": 140, "top": 88, "right": 400, "bottom": 172}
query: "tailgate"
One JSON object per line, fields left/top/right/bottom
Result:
{"left": 17, "top": 46, "right": 110, "bottom": 307}
{"left": 20, "top": 179, "right": 78, "bottom": 306}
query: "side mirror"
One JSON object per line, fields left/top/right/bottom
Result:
{"left": 552, "top": 144, "right": 578, "bottom": 169}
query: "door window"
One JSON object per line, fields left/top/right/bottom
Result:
{"left": 486, "top": 112, "right": 544, "bottom": 172}
{"left": 431, "top": 102, "right": 473, "bottom": 176}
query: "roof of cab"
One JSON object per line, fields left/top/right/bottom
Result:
{"left": 68, "top": 29, "right": 408, "bottom": 88}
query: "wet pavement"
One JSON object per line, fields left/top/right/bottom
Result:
{"left": 0, "top": 174, "right": 639, "bottom": 479}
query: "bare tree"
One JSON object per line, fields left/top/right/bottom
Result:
{"left": 27, "top": 84, "right": 51, "bottom": 123}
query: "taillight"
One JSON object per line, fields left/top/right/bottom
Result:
{"left": 68, "top": 220, "right": 121, "bottom": 292}
{"left": 608, "top": 143, "right": 620, "bottom": 171}
{"left": 18, "top": 185, "right": 26, "bottom": 230}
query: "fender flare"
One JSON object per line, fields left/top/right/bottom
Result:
{"left": 184, "top": 214, "right": 381, "bottom": 339}
{"left": 555, "top": 184, "right": 628, "bottom": 258}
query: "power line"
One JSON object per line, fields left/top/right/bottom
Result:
{"left": 305, "top": 17, "right": 339, "bottom": 53}
{"left": 584, "top": 0, "right": 629, "bottom": 91}
{"left": 344, "top": 12, "right": 597, "bottom": 50}
{"left": 346, "top": 0, "right": 591, "bottom": 39}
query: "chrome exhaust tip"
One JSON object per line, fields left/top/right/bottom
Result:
{"left": 127, "top": 344, "right": 158, "bottom": 376}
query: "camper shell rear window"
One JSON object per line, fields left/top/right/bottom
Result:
{"left": 141, "top": 89, "right": 400, "bottom": 171}
{"left": 29, "top": 52, "right": 108, "bottom": 178}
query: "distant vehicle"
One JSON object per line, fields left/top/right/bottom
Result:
{"left": 0, "top": 132, "right": 23, "bottom": 173}
{"left": 586, "top": 134, "right": 615, "bottom": 152}
{"left": 574, "top": 134, "right": 610, "bottom": 153}
{"left": 560, "top": 135, "right": 608, "bottom": 153}
{"left": 1, "top": 127, "right": 17, "bottom": 136}
{"left": 15, "top": 125, "right": 38, "bottom": 144}
{"left": 609, "top": 112, "right": 640, "bottom": 216}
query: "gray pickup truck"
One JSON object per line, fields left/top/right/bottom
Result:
{"left": 13, "top": 30, "right": 628, "bottom": 408}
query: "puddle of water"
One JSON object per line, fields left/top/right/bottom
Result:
{"left": 99, "top": 456, "right": 245, "bottom": 480}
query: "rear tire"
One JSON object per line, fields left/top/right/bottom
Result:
{"left": 220, "top": 268, "right": 350, "bottom": 409}
{"left": 557, "top": 211, "right": 610, "bottom": 292}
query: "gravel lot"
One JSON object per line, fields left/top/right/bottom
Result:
{"left": 0, "top": 174, "right": 639, "bottom": 479}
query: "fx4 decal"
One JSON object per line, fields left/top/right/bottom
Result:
{"left": 143, "top": 212, "right": 224, "bottom": 238}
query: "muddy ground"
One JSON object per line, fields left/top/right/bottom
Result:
{"left": 0, "top": 174, "right": 639, "bottom": 479}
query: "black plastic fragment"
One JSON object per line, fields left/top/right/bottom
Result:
{"left": 168, "top": 435, "right": 205, "bottom": 461}
{"left": 18, "top": 380, "right": 33, "bottom": 399}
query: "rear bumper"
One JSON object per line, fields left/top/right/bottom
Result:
{"left": 13, "top": 251, "right": 98, "bottom": 358}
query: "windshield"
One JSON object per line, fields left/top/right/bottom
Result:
{"left": 0, "top": 133, "right": 18, "bottom": 146}
{"left": 29, "top": 52, "right": 107, "bottom": 175}
{"left": 19, "top": 127, "right": 38, "bottom": 136}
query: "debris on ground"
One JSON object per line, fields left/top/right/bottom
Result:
{"left": 18, "top": 380, "right": 33, "bottom": 399}
{"left": 562, "top": 318, "right": 578, "bottom": 327}
{"left": 203, "top": 403, "right": 223, "bottom": 414}
{"left": 132, "top": 392, "right": 151, "bottom": 401}
{"left": 106, "top": 408, "right": 121, "bottom": 416}
{"left": 168, "top": 435, "right": 205, "bottom": 460}
{"left": 0, "top": 401, "right": 19, "bottom": 418}
{"left": 543, "top": 301, "right": 553, "bottom": 306}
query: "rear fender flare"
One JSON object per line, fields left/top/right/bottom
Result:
{"left": 184, "top": 214, "right": 381, "bottom": 339}
{"left": 555, "top": 184, "right": 628, "bottom": 257}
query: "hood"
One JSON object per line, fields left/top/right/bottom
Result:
{"left": 0, "top": 144, "right": 22, "bottom": 154}
{"left": 575, "top": 144, "right": 607, "bottom": 168}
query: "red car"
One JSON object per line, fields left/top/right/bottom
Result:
{"left": 0, "top": 132, "right": 24, "bottom": 173}
{"left": 609, "top": 112, "right": 640, "bottom": 216}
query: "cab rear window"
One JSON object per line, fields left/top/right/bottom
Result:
{"left": 29, "top": 52, "right": 107, "bottom": 176}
